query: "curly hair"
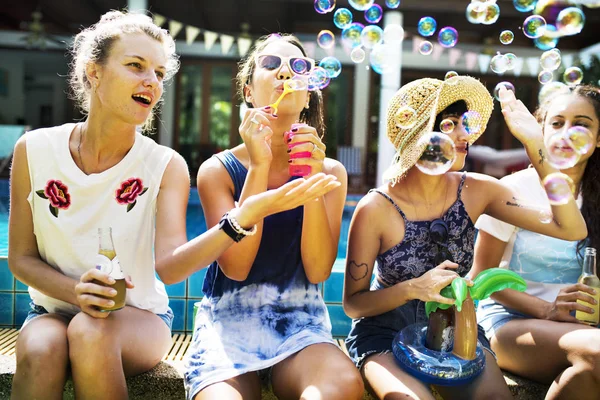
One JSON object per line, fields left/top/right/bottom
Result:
{"left": 534, "top": 84, "right": 600, "bottom": 265}
{"left": 235, "top": 33, "right": 326, "bottom": 138}
{"left": 68, "top": 10, "right": 180, "bottom": 131}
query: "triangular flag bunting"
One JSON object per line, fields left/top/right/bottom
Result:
{"left": 221, "top": 34, "right": 235, "bottom": 54}
{"left": 152, "top": 13, "right": 166, "bottom": 27}
{"left": 449, "top": 48, "right": 461, "bottom": 67}
{"left": 465, "top": 52, "right": 478, "bottom": 71}
{"left": 562, "top": 54, "right": 574, "bottom": 69}
{"left": 512, "top": 56, "right": 525, "bottom": 77}
{"left": 432, "top": 43, "right": 445, "bottom": 61}
{"left": 238, "top": 37, "right": 253, "bottom": 56}
{"left": 204, "top": 31, "right": 218, "bottom": 51}
{"left": 169, "top": 20, "right": 183, "bottom": 38}
{"left": 186, "top": 26, "right": 201, "bottom": 45}
{"left": 477, "top": 54, "right": 491, "bottom": 74}
{"left": 526, "top": 57, "right": 539, "bottom": 76}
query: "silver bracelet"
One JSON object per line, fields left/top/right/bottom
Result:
{"left": 228, "top": 213, "right": 257, "bottom": 236}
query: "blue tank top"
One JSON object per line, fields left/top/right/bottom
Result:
{"left": 372, "top": 173, "right": 475, "bottom": 286}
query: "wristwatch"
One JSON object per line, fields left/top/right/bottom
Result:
{"left": 218, "top": 211, "right": 257, "bottom": 242}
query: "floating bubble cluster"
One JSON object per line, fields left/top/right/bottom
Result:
{"left": 523, "top": 15, "right": 547, "bottom": 39}
{"left": 317, "top": 30, "right": 335, "bottom": 49}
{"left": 490, "top": 53, "right": 509, "bottom": 74}
{"left": 415, "top": 132, "right": 457, "bottom": 175}
{"left": 440, "top": 119, "right": 455, "bottom": 134}
{"left": 556, "top": 7, "right": 586, "bottom": 36}
{"left": 500, "top": 30, "right": 514, "bottom": 45}
{"left": 566, "top": 126, "right": 595, "bottom": 155}
{"left": 348, "top": 0, "right": 374, "bottom": 11}
{"left": 481, "top": 2, "right": 501, "bottom": 25}
{"left": 361, "top": 25, "right": 383, "bottom": 49}
{"left": 466, "top": 2, "right": 486, "bottom": 24}
{"left": 534, "top": 24, "right": 559, "bottom": 51}
{"left": 504, "top": 53, "right": 517, "bottom": 70}
{"left": 314, "top": 0, "right": 336, "bottom": 14}
{"left": 493, "top": 81, "right": 515, "bottom": 101}
{"left": 418, "top": 17, "right": 437, "bottom": 37}
{"left": 307, "top": 67, "right": 330, "bottom": 91}
{"left": 365, "top": 4, "right": 383, "bottom": 23}
{"left": 370, "top": 43, "right": 395, "bottom": 74}
{"left": 341, "top": 23, "right": 364, "bottom": 47}
{"left": 438, "top": 27, "right": 459, "bottom": 48}
{"left": 333, "top": 8, "right": 353, "bottom": 29}
{"left": 564, "top": 66, "right": 583, "bottom": 85}
{"left": 319, "top": 57, "right": 343, "bottom": 79}
{"left": 543, "top": 172, "right": 575, "bottom": 205}
{"left": 394, "top": 106, "right": 417, "bottom": 129}
{"left": 546, "top": 131, "right": 580, "bottom": 169}
{"left": 418, "top": 40, "right": 433, "bottom": 55}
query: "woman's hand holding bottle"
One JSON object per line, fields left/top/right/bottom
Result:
{"left": 286, "top": 123, "right": 326, "bottom": 177}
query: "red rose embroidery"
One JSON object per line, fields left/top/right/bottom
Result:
{"left": 115, "top": 177, "right": 148, "bottom": 212}
{"left": 35, "top": 180, "right": 71, "bottom": 218}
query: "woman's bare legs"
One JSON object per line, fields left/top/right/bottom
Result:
{"left": 193, "top": 373, "right": 261, "bottom": 400}
{"left": 11, "top": 314, "right": 70, "bottom": 400}
{"left": 491, "top": 318, "right": 600, "bottom": 400}
{"left": 271, "top": 343, "right": 364, "bottom": 400}
{"left": 67, "top": 306, "right": 172, "bottom": 400}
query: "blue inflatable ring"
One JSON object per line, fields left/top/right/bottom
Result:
{"left": 392, "top": 322, "right": 486, "bottom": 386}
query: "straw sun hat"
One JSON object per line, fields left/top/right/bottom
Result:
{"left": 383, "top": 75, "right": 494, "bottom": 183}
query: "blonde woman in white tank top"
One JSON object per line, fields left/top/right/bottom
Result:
{"left": 8, "top": 11, "right": 341, "bottom": 400}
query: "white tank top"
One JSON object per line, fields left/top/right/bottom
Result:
{"left": 25, "top": 123, "right": 173, "bottom": 315}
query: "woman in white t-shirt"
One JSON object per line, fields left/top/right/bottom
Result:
{"left": 8, "top": 11, "right": 341, "bottom": 399}
{"left": 472, "top": 84, "right": 600, "bottom": 399}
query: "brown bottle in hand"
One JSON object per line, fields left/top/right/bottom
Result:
{"left": 95, "top": 227, "right": 126, "bottom": 312}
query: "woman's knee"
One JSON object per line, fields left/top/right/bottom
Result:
{"left": 317, "top": 365, "right": 364, "bottom": 400}
{"left": 66, "top": 312, "right": 115, "bottom": 354}
{"left": 16, "top": 325, "right": 69, "bottom": 372}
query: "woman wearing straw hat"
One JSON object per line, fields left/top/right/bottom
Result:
{"left": 342, "top": 76, "right": 587, "bottom": 399}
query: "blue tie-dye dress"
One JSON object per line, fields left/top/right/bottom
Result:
{"left": 184, "top": 150, "right": 335, "bottom": 399}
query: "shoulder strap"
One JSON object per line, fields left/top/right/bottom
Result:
{"left": 214, "top": 150, "right": 247, "bottom": 199}
{"left": 369, "top": 189, "right": 407, "bottom": 219}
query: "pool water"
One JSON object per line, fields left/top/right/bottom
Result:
{"left": 0, "top": 195, "right": 358, "bottom": 261}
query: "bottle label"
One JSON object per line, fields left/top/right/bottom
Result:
{"left": 110, "top": 257, "right": 125, "bottom": 279}
{"left": 576, "top": 292, "right": 600, "bottom": 325}
{"left": 95, "top": 255, "right": 125, "bottom": 279}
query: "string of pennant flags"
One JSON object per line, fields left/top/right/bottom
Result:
{"left": 152, "top": 13, "right": 581, "bottom": 78}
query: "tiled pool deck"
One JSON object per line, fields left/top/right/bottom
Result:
{"left": 0, "top": 180, "right": 359, "bottom": 337}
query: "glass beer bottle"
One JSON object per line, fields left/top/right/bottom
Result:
{"left": 95, "top": 227, "right": 127, "bottom": 312}
{"left": 575, "top": 247, "right": 600, "bottom": 325}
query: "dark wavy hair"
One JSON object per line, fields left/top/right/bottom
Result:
{"left": 534, "top": 85, "right": 600, "bottom": 265}
{"left": 235, "top": 33, "right": 326, "bottom": 138}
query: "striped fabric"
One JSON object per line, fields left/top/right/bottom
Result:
{"left": 337, "top": 146, "right": 362, "bottom": 175}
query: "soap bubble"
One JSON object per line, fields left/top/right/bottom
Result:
{"left": 341, "top": 23, "right": 364, "bottom": 47}
{"left": 319, "top": 57, "right": 342, "bottom": 79}
{"left": 333, "top": 8, "right": 353, "bottom": 29}
{"left": 493, "top": 81, "right": 515, "bottom": 101}
{"left": 504, "top": 53, "right": 517, "bottom": 70}
{"left": 394, "top": 105, "right": 417, "bottom": 129}
{"left": 540, "top": 49, "right": 561, "bottom": 71}
{"left": 563, "top": 67, "right": 583, "bottom": 85}
{"left": 348, "top": 0, "right": 374, "bottom": 11}
{"left": 538, "top": 210, "right": 553, "bottom": 224}
{"left": 360, "top": 25, "right": 383, "bottom": 49}
{"left": 445, "top": 71, "right": 459, "bottom": 81}
{"left": 538, "top": 70, "right": 554, "bottom": 85}
{"left": 285, "top": 77, "right": 308, "bottom": 92}
{"left": 490, "top": 53, "right": 509, "bottom": 74}
{"left": 500, "top": 30, "right": 514, "bottom": 45}
{"left": 314, "top": 0, "right": 336, "bottom": 14}
{"left": 370, "top": 43, "right": 395, "bottom": 75}
{"left": 308, "top": 67, "right": 330, "bottom": 91}
{"left": 440, "top": 119, "right": 455, "bottom": 134}
{"left": 539, "top": 82, "right": 569, "bottom": 105}
{"left": 556, "top": 7, "right": 586, "bottom": 36}
{"left": 383, "top": 24, "right": 405, "bottom": 44}
{"left": 523, "top": 15, "right": 547, "bottom": 39}
{"left": 481, "top": 2, "right": 501, "bottom": 25}
{"left": 513, "top": 0, "right": 536, "bottom": 13}
{"left": 461, "top": 111, "right": 482, "bottom": 135}
{"left": 566, "top": 126, "right": 595, "bottom": 155}
{"left": 546, "top": 131, "right": 580, "bottom": 169}
{"left": 385, "top": 0, "right": 401, "bottom": 9}
{"left": 415, "top": 132, "right": 457, "bottom": 175}
{"left": 534, "top": 24, "right": 559, "bottom": 51}
{"left": 543, "top": 172, "right": 575, "bottom": 205}
{"left": 364, "top": 4, "right": 383, "bottom": 23}
{"left": 466, "top": 2, "right": 486, "bottom": 24}
{"left": 418, "top": 16, "right": 437, "bottom": 37}
{"left": 418, "top": 40, "right": 433, "bottom": 55}
{"left": 350, "top": 46, "right": 366, "bottom": 63}
{"left": 317, "top": 30, "right": 335, "bottom": 49}
{"left": 438, "top": 27, "right": 458, "bottom": 48}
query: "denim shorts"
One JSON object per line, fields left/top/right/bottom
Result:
{"left": 346, "top": 297, "right": 495, "bottom": 370}
{"left": 476, "top": 299, "right": 530, "bottom": 340}
{"left": 23, "top": 302, "right": 174, "bottom": 331}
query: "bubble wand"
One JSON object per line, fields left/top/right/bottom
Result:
{"left": 268, "top": 78, "right": 308, "bottom": 115}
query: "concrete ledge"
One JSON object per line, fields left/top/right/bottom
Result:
{"left": 1, "top": 353, "right": 551, "bottom": 400}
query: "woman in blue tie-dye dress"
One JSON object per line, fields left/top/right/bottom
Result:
{"left": 183, "top": 34, "right": 364, "bottom": 400}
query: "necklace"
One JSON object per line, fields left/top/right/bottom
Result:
{"left": 408, "top": 179, "right": 450, "bottom": 221}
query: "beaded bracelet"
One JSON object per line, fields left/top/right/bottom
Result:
{"left": 228, "top": 212, "right": 257, "bottom": 236}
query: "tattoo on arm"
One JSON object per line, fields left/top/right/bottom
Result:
{"left": 506, "top": 196, "right": 523, "bottom": 208}
{"left": 538, "top": 149, "right": 545, "bottom": 166}
{"left": 348, "top": 260, "right": 368, "bottom": 281}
